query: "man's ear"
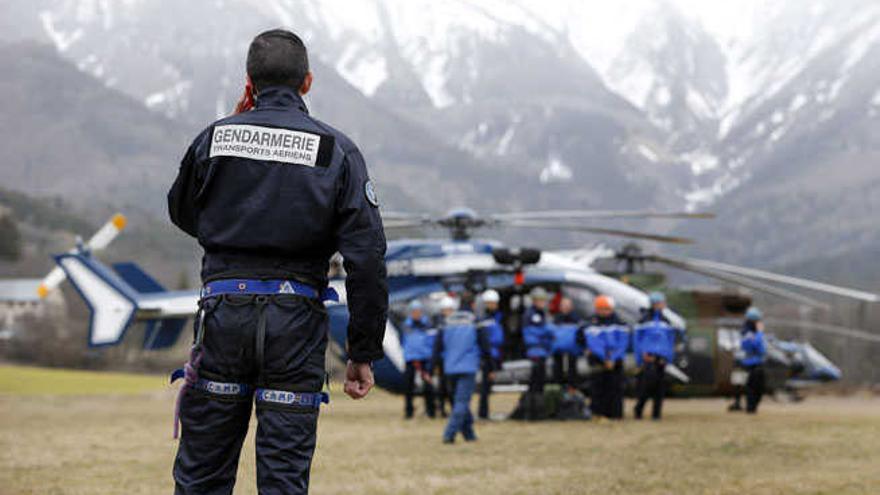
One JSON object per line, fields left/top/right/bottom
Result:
{"left": 299, "top": 71, "right": 313, "bottom": 96}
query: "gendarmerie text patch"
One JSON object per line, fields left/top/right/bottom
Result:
{"left": 210, "top": 124, "right": 327, "bottom": 167}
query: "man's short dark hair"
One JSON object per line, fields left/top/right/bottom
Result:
{"left": 246, "top": 29, "right": 309, "bottom": 91}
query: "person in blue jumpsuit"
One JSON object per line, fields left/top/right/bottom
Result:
{"left": 167, "top": 29, "right": 387, "bottom": 495}
{"left": 402, "top": 300, "right": 436, "bottom": 419}
{"left": 580, "top": 295, "right": 628, "bottom": 420}
{"left": 552, "top": 297, "right": 583, "bottom": 390}
{"left": 736, "top": 307, "right": 767, "bottom": 414}
{"left": 633, "top": 292, "right": 681, "bottom": 420}
{"left": 478, "top": 290, "right": 504, "bottom": 419}
{"left": 433, "top": 309, "right": 493, "bottom": 443}
{"left": 433, "top": 296, "right": 458, "bottom": 417}
{"left": 523, "top": 287, "right": 554, "bottom": 393}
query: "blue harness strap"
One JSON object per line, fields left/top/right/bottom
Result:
{"left": 201, "top": 279, "right": 339, "bottom": 302}
{"left": 255, "top": 388, "right": 330, "bottom": 409}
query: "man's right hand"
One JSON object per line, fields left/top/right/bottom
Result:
{"left": 344, "top": 360, "right": 374, "bottom": 400}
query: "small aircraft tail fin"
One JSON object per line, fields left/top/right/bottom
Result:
{"left": 112, "top": 262, "right": 165, "bottom": 293}
{"left": 54, "top": 253, "right": 139, "bottom": 347}
{"left": 110, "top": 262, "right": 188, "bottom": 350}
{"left": 142, "top": 318, "right": 188, "bottom": 350}
{"left": 38, "top": 213, "right": 127, "bottom": 298}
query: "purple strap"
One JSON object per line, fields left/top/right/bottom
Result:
{"left": 173, "top": 348, "right": 203, "bottom": 439}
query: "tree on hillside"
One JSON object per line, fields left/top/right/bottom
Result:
{"left": 0, "top": 214, "right": 22, "bottom": 260}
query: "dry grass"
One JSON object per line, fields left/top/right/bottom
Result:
{"left": 1, "top": 365, "right": 879, "bottom": 494}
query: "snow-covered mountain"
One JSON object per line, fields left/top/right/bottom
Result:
{"left": 2, "top": 0, "right": 879, "bottom": 266}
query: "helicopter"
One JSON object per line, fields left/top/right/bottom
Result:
{"left": 43, "top": 208, "right": 877, "bottom": 397}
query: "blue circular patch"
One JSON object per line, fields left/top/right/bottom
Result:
{"left": 365, "top": 180, "right": 379, "bottom": 207}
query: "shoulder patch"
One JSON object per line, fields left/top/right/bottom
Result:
{"left": 210, "top": 124, "right": 334, "bottom": 168}
{"left": 365, "top": 180, "right": 379, "bottom": 207}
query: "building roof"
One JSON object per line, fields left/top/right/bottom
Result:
{"left": 0, "top": 279, "right": 43, "bottom": 302}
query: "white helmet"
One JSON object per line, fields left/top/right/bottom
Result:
{"left": 439, "top": 296, "right": 457, "bottom": 311}
{"left": 481, "top": 289, "right": 500, "bottom": 304}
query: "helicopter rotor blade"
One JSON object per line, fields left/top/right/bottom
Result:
{"left": 662, "top": 256, "right": 880, "bottom": 303}
{"left": 646, "top": 254, "right": 829, "bottom": 309}
{"left": 763, "top": 318, "right": 880, "bottom": 343}
{"left": 383, "top": 220, "right": 435, "bottom": 230}
{"left": 491, "top": 210, "right": 715, "bottom": 221}
{"left": 504, "top": 222, "right": 696, "bottom": 244}
{"left": 380, "top": 211, "right": 431, "bottom": 221}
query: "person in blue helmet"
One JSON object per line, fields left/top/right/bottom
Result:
{"left": 432, "top": 304, "right": 494, "bottom": 443}
{"left": 633, "top": 292, "right": 682, "bottom": 420}
{"left": 732, "top": 307, "right": 767, "bottom": 414}
{"left": 580, "top": 295, "right": 629, "bottom": 420}
{"left": 523, "top": 287, "right": 555, "bottom": 394}
{"left": 478, "top": 289, "right": 505, "bottom": 419}
{"left": 402, "top": 300, "right": 437, "bottom": 419}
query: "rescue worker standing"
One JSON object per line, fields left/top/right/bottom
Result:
{"left": 402, "top": 300, "right": 436, "bottom": 419}
{"left": 433, "top": 308, "right": 493, "bottom": 443}
{"left": 581, "top": 295, "right": 628, "bottom": 420}
{"left": 168, "top": 29, "right": 387, "bottom": 494}
{"left": 552, "top": 298, "right": 583, "bottom": 390}
{"left": 433, "top": 296, "right": 458, "bottom": 417}
{"left": 738, "top": 307, "right": 767, "bottom": 414}
{"left": 478, "top": 289, "right": 504, "bottom": 420}
{"left": 523, "top": 287, "right": 554, "bottom": 393}
{"left": 633, "top": 292, "right": 680, "bottom": 420}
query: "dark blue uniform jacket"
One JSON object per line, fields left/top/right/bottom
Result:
{"left": 168, "top": 86, "right": 388, "bottom": 363}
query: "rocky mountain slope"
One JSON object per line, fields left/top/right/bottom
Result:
{"left": 0, "top": 0, "right": 877, "bottom": 271}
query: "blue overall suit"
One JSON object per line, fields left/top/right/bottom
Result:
{"left": 478, "top": 310, "right": 504, "bottom": 419}
{"left": 168, "top": 86, "right": 387, "bottom": 494}
{"left": 633, "top": 310, "right": 681, "bottom": 420}
{"left": 433, "top": 311, "right": 493, "bottom": 443}
{"left": 523, "top": 307, "right": 554, "bottom": 393}
{"left": 580, "top": 314, "right": 628, "bottom": 419}
{"left": 402, "top": 316, "right": 437, "bottom": 418}
{"left": 552, "top": 315, "right": 584, "bottom": 389}
{"left": 739, "top": 322, "right": 766, "bottom": 413}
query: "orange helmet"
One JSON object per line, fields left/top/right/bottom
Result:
{"left": 594, "top": 295, "right": 615, "bottom": 312}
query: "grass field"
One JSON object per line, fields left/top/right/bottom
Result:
{"left": 1, "top": 365, "right": 879, "bottom": 494}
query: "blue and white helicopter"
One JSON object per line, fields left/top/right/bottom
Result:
{"left": 44, "top": 208, "right": 875, "bottom": 394}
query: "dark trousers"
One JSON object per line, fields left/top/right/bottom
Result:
{"left": 435, "top": 367, "right": 451, "bottom": 417}
{"left": 404, "top": 361, "right": 436, "bottom": 418}
{"left": 593, "top": 361, "right": 624, "bottom": 419}
{"left": 174, "top": 294, "right": 328, "bottom": 495}
{"left": 529, "top": 357, "right": 546, "bottom": 393}
{"left": 745, "top": 365, "right": 766, "bottom": 413}
{"left": 731, "top": 388, "right": 743, "bottom": 409}
{"left": 634, "top": 359, "right": 666, "bottom": 420}
{"left": 478, "top": 358, "right": 499, "bottom": 419}
{"left": 443, "top": 373, "right": 477, "bottom": 441}
{"left": 552, "top": 353, "right": 580, "bottom": 388}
